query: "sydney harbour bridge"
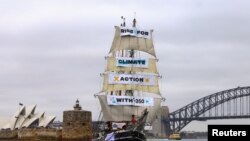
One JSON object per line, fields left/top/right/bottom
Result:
{"left": 164, "top": 86, "right": 250, "bottom": 135}
{"left": 92, "top": 86, "right": 250, "bottom": 136}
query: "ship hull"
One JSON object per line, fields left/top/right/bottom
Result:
{"left": 94, "top": 130, "right": 146, "bottom": 141}
{"left": 114, "top": 130, "right": 146, "bottom": 141}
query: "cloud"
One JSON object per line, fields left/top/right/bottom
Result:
{"left": 0, "top": 0, "right": 250, "bottom": 131}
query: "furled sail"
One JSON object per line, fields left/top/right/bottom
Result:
{"left": 97, "top": 95, "right": 162, "bottom": 122}
{"left": 109, "top": 26, "right": 156, "bottom": 57}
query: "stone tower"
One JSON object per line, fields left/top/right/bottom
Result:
{"left": 62, "top": 99, "right": 92, "bottom": 140}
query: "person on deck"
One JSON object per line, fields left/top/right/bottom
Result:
{"left": 105, "top": 121, "right": 112, "bottom": 133}
{"left": 131, "top": 114, "right": 137, "bottom": 124}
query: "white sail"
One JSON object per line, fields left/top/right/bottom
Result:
{"left": 109, "top": 26, "right": 156, "bottom": 57}
{"left": 97, "top": 95, "right": 162, "bottom": 122}
{"left": 102, "top": 73, "right": 161, "bottom": 94}
{"left": 96, "top": 21, "right": 163, "bottom": 125}
{"left": 105, "top": 57, "right": 158, "bottom": 74}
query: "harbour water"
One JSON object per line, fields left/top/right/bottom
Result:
{"left": 0, "top": 139, "right": 207, "bottom": 141}
{"left": 148, "top": 139, "right": 207, "bottom": 141}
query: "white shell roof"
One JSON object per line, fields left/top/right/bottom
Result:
{"left": 9, "top": 106, "right": 25, "bottom": 130}
{"left": 0, "top": 105, "right": 55, "bottom": 130}
{"left": 39, "top": 116, "right": 56, "bottom": 127}
{"left": 25, "top": 105, "right": 36, "bottom": 118}
{"left": 22, "top": 112, "right": 44, "bottom": 128}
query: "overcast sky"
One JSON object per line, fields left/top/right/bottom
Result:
{"left": 1, "top": 0, "right": 250, "bottom": 131}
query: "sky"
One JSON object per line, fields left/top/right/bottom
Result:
{"left": 0, "top": 0, "right": 250, "bottom": 131}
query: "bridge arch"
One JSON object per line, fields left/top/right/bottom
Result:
{"left": 166, "top": 86, "right": 250, "bottom": 134}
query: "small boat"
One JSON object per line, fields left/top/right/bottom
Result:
{"left": 105, "top": 130, "right": 146, "bottom": 141}
{"left": 169, "top": 133, "right": 181, "bottom": 140}
{"left": 93, "top": 109, "right": 148, "bottom": 141}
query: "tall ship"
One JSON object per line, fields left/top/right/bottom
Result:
{"left": 94, "top": 17, "right": 164, "bottom": 141}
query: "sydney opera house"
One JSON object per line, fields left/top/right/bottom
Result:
{"left": 0, "top": 105, "right": 56, "bottom": 130}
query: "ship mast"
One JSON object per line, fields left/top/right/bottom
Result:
{"left": 133, "top": 17, "right": 136, "bottom": 28}
{"left": 121, "top": 16, "right": 126, "bottom": 27}
{"left": 130, "top": 17, "right": 136, "bottom": 58}
{"left": 128, "top": 17, "right": 137, "bottom": 96}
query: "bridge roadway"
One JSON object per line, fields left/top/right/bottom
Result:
{"left": 165, "top": 86, "right": 250, "bottom": 135}
{"left": 169, "top": 115, "right": 250, "bottom": 121}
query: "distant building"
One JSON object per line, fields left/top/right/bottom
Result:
{"left": 0, "top": 105, "right": 55, "bottom": 130}
{"left": 62, "top": 99, "right": 92, "bottom": 140}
